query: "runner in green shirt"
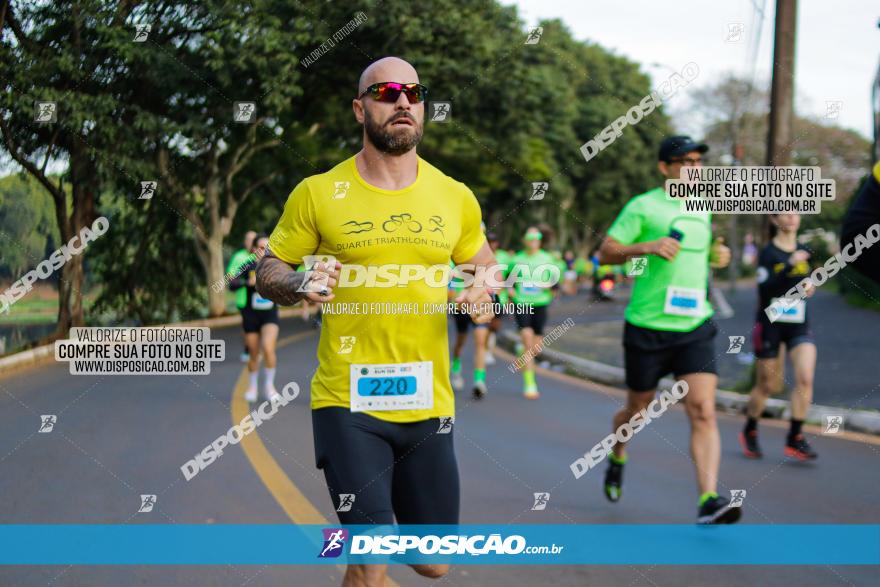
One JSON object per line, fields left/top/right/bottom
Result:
{"left": 596, "top": 135, "right": 738, "bottom": 525}
{"left": 449, "top": 259, "right": 475, "bottom": 393}
{"left": 485, "top": 231, "right": 510, "bottom": 369}
{"left": 229, "top": 234, "right": 280, "bottom": 403}
{"left": 509, "top": 226, "right": 559, "bottom": 399}
{"left": 450, "top": 225, "right": 501, "bottom": 400}
{"left": 225, "top": 230, "right": 256, "bottom": 362}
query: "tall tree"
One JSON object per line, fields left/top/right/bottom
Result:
{"left": 0, "top": 0, "right": 140, "bottom": 334}
{"left": 108, "top": 0, "right": 311, "bottom": 316}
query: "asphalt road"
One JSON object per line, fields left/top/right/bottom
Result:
{"left": 0, "top": 314, "right": 877, "bottom": 586}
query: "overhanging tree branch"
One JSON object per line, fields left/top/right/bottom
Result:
{"left": 0, "top": 0, "right": 9, "bottom": 36}
{"left": 40, "top": 127, "right": 60, "bottom": 174}
{"left": 238, "top": 171, "right": 278, "bottom": 203}
{"left": 225, "top": 126, "right": 279, "bottom": 205}
{"left": 0, "top": 116, "right": 64, "bottom": 205}
{"left": 157, "top": 146, "right": 208, "bottom": 242}
{"left": 3, "top": 3, "right": 39, "bottom": 54}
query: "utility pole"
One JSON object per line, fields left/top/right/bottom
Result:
{"left": 763, "top": 0, "right": 798, "bottom": 246}
{"left": 727, "top": 143, "right": 745, "bottom": 294}
{"left": 766, "top": 0, "right": 797, "bottom": 167}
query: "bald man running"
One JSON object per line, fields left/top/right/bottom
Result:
{"left": 256, "top": 57, "right": 497, "bottom": 586}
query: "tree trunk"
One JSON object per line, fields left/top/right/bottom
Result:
{"left": 206, "top": 235, "right": 226, "bottom": 317}
{"left": 556, "top": 201, "right": 570, "bottom": 250}
{"left": 55, "top": 144, "right": 98, "bottom": 336}
{"left": 56, "top": 254, "right": 84, "bottom": 334}
{"left": 193, "top": 230, "right": 227, "bottom": 318}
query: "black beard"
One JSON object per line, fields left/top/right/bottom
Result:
{"left": 363, "top": 107, "right": 423, "bottom": 155}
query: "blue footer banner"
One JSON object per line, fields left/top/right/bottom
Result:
{"left": 1, "top": 525, "right": 878, "bottom": 565}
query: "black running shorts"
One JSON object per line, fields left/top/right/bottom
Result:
{"left": 514, "top": 304, "right": 549, "bottom": 335}
{"left": 623, "top": 319, "right": 718, "bottom": 392}
{"left": 752, "top": 320, "right": 814, "bottom": 359}
{"left": 312, "top": 407, "right": 460, "bottom": 525}
{"left": 240, "top": 307, "right": 279, "bottom": 333}
{"left": 453, "top": 308, "right": 487, "bottom": 334}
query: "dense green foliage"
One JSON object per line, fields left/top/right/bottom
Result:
{"left": 0, "top": 173, "right": 60, "bottom": 278}
{"left": 1, "top": 0, "right": 669, "bottom": 324}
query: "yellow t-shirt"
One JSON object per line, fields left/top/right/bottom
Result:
{"left": 268, "top": 155, "right": 485, "bottom": 423}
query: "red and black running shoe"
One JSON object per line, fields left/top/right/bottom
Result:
{"left": 784, "top": 434, "right": 818, "bottom": 460}
{"left": 739, "top": 429, "right": 762, "bottom": 459}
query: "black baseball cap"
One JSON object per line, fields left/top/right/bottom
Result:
{"left": 658, "top": 135, "right": 708, "bottom": 162}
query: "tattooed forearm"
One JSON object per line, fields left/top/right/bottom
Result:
{"left": 256, "top": 253, "right": 307, "bottom": 305}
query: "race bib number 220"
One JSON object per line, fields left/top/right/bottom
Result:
{"left": 349, "top": 361, "right": 433, "bottom": 412}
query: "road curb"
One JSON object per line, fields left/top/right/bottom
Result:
{"left": 499, "top": 330, "right": 880, "bottom": 436}
{"left": 0, "top": 308, "right": 304, "bottom": 377}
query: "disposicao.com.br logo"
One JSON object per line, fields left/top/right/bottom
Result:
{"left": 319, "top": 528, "right": 563, "bottom": 558}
